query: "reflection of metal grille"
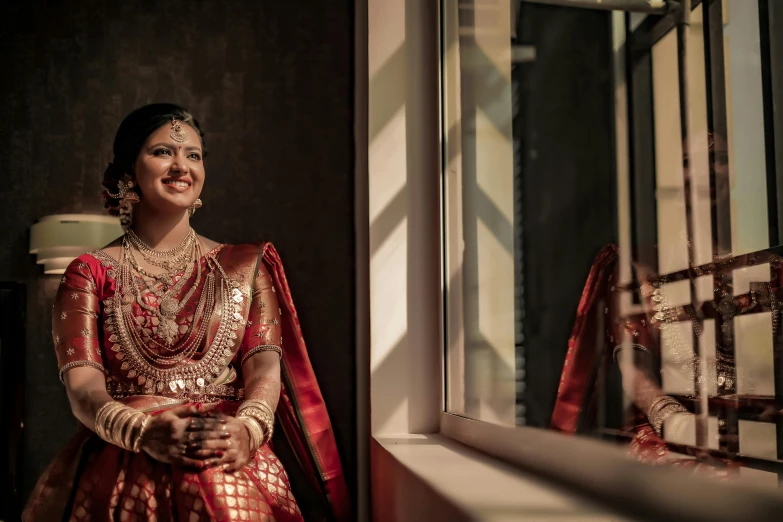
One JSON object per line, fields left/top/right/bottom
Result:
{"left": 518, "top": 0, "right": 670, "bottom": 14}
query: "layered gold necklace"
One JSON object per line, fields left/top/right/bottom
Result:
{"left": 125, "top": 229, "right": 202, "bottom": 345}
{"left": 107, "top": 229, "right": 244, "bottom": 395}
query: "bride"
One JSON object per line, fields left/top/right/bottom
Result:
{"left": 24, "top": 103, "right": 349, "bottom": 521}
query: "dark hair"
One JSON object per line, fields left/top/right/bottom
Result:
{"left": 102, "top": 103, "right": 206, "bottom": 215}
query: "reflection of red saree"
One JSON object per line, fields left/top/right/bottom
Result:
{"left": 549, "top": 245, "right": 704, "bottom": 467}
{"left": 550, "top": 245, "right": 620, "bottom": 436}
{"left": 23, "top": 243, "right": 350, "bottom": 521}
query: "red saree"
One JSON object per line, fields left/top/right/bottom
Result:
{"left": 550, "top": 245, "right": 740, "bottom": 473}
{"left": 550, "top": 245, "right": 620, "bottom": 435}
{"left": 23, "top": 242, "right": 350, "bottom": 521}
{"left": 550, "top": 245, "right": 696, "bottom": 465}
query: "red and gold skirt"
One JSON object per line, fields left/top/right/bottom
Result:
{"left": 24, "top": 399, "right": 304, "bottom": 522}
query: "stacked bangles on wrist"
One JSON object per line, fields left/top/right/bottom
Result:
{"left": 94, "top": 401, "right": 151, "bottom": 453}
{"left": 236, "top": 399, "right": 275, "bottom": 454}
{"left": 647, "top": 395, "right": 688, "bottom": 437}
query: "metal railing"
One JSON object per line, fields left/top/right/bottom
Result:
{"left": 520, "top": 0, "right": 677, "bottom": 15}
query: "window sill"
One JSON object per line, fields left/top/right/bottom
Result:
{"left": 371, "top": 433, "right": 626, "bottom": 522}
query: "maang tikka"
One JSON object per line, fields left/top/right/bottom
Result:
{"left": 170, "top": 120, "right": 189, "bottom": 142}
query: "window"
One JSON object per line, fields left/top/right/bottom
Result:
{"left": 442, "top": 0, "right": 783, "bottom": 486}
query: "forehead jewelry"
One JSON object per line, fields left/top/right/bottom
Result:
{"left": 170, "top": 120, "right": 189, "bottom": 143}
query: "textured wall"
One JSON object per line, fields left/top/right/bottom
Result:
{"left": 0, "top": 0, "right": 356, "bottom": 506}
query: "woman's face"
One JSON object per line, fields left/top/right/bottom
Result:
{"left": 133, "top": 121, "right": 204, "bottom": 215}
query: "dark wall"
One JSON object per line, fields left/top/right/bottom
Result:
{"left": 515, "top": 5, "right": 616, "bottom": 428}
{"left": 0, "top": 0, "right": 356, "bottom": 507}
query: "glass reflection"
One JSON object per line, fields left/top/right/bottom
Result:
{"left": 442, "top": 0, "right": 783, "bottom": 489}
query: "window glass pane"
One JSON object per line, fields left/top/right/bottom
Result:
{"left": 443, "top": 0, "right": 517, "bottom": 425}
{"left": 443, "top": 0, "right": 783, "bottom": 486}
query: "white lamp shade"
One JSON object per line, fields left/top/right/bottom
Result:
{"left": 30, "top": 214, "right": 124, "bottom": 274}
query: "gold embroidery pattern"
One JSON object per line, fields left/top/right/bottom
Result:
{"left": 241, "top": 261, "right": 283, "bottom": 361}
{"left": 87, "top": 250, "right": 117, "bottom": 267}
{"left": 53, "top": 257, "right": 104, "bottom": 376}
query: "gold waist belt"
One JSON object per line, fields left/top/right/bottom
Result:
{"left": 107, "top": 380, "right": 244, "bottom": 401}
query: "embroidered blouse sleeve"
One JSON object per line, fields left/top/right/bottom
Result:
{"left": 53, "top": 258, "right": 106, "bottom": 382}
{"left": 240, "top": 260, "right": 283, "bottom": 366}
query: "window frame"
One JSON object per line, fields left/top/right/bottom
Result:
{"left": 435, "top": 0, "right": 783, "bottom": 517}
{"left": 364, "top": 0, "right": 783, "bottom": 520}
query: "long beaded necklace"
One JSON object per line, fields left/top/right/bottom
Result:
{"left": 650, "top": 273, "right": 773, "bottom": 393}
{"left": 109, "top": 233, "right": 241, "bottom": 393}
{"left": 129, "top": 259, "right": 211, "bottom": 356}
{"left": 124, "top": 230, "right": 205, "bottom": 345}
{"left": 126, "top": 243, "right": 201, "bottom": 345}
{"left": 119, "top": 266, "right": 215, "bottom": 365}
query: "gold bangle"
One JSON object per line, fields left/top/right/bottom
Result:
{"left": 110, "top": 408, "right": 127, "bottom": 445}
{"left": 94, "top": 402, "right": 119, "bottom": 440}
{"left": 240, "top": 417, "right": 263, "bottom": 454}
{"left": 101, "top": 405, "right": 124, "bottom": 441}
{"left": 112, "top": 409, "right": 136, "bottom": 450}
{"left": 123, "top": 412, "right": 143, "bottom": 451}
{"left": 105, "top": 404, "right": 126, "bottom": 437}
{"left": 261, "top": 422, "right": 274, "bottom": 446}
{"left": 238, "top": 409, "right": 273, "bottom": 446}
{"left": 238, "top": 399, "right": 276, "bottom": 447}
{"left": 238, "top": 406, "right": 274, "bottom": 424}
{"left": 237, "top": 408, "right": 275, "bottom": 426}
{"left": 647, "top": 395, "right": 687, "bottom": 436}
{"left": 95, "top": 402, "right": 124, "bottom": 442}
{"left": 94, "top": 402, "right": 144, "bottom": 451}
{"left": 238, "top": 400, "right": 275, "bottom": 425}
{"left": 133, "top": 415, "right": 150, "bottom": 453}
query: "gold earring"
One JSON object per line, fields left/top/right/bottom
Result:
{"left": 188, "top": 198, "right": 203, "bottom": 217}
{"left": 123, "top": 181, "right": 140, "bottom": 204}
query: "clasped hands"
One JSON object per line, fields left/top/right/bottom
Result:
{"left": 139, "top": 404, "right": 253, "bottom": 472}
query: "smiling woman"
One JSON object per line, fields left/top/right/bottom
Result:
{"left": 102, "top": 105, "right": 207, "bottom": 230}
{"left": 22, "top": 104, "right": 350, "bottom": 522}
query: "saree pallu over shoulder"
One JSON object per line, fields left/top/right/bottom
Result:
{"left": 259, "top": 243, "right": 351, "bottom": 522}
{"left": 550, "top": 245, "right": 619, "bottom": 434}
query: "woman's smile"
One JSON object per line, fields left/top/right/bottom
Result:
{"left": 162, "top": 177, "right": 192, "bottom": 192}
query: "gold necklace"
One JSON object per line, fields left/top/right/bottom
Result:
{"left": 124, "top": 238, "right": 203, "bottom": 345}
{"left": 109, "top": 244, "right": 244, "bottom": 394}
{"left": 127, "top": 228, "right": 194, "bottom": 258}
{"left": 127, "top": 229, "right": 196, "bottom": 271}
{"left": 121, "top": 270, "right": 214, "bottom": 364}
{"left": 126, "top": 229, "right": 194, "bottom": 285}
{"left": 650, "top": 274, "right": 760, "bottom": 393}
